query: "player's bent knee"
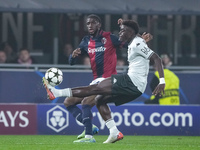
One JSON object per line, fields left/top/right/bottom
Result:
{"left": 81, "top": 96, "right": 96, "bottom": 107}
{"left": 64, "top": 97, "right": 81, "bottom": 107}
{"left": 63, "top": 98, "right": 71, "bottom": 107}
{"left": 95, "top": 95, "right": 105, "bottom": 107}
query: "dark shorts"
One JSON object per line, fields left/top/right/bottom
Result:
{"left": 109, "top": 74, "right": 142, "bottom": 106}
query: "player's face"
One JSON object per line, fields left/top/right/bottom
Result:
{"left": 119, "top": 25, "right": 134, "bottom": 42}
{"left": 86, "top": 18, "right": 101, "bottom": 36}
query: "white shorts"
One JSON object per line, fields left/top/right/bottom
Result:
{"left": 89, "top": 77, "right": 105, "bottom": 85}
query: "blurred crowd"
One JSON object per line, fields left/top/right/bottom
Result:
{"left": 0, "top": 41, "right": 35, "bottom": 65}
{"left": 0, "top": 41, "right": 131, "bottom": 67}
{"left": 1, "top": 41, "right": 177, "bottom": 70}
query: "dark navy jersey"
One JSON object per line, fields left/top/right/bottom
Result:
{"left": 69, "top": 30, "right": 124, "bottom": 79}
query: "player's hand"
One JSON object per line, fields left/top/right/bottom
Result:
{"left": 142, "top": 32, "right": 153, "bottom": 43}
{"left": 118, "top": 18, "right": 123, "bottom": 26}
{"left": 152, "top": 83, "right": 165, "bottom": 97}
{"left": 72, "top": 48, "right": 81, "bottom": 58}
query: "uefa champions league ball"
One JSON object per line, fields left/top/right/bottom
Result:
{"left": 45, "top": 67, "right": 63, "bottom": 86}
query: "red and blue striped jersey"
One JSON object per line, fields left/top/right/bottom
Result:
{"left": 69, "top": 30, "right": 124, "bottom": 79}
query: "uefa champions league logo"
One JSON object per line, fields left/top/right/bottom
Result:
{"left": 47, "top": 105, "right": 69, "bottom": 132}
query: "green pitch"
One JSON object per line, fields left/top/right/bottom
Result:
{"left": 0, "top": 135, "right": 199, "bottom": 150}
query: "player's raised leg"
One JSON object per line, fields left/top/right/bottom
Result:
{"left": 42, "top": 77, "right": 112, "bottom": 100}
{"left": 42, "top": 77, "right": 72, "bottom": 100}
{"left": 43, "top": 76, "right": 124, "bottom": 143}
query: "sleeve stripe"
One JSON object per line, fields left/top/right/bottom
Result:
{"left": 148, "top": 52, "right": 154, "bottom": 59}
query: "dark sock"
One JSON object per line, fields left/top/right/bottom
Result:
{"left": 66, "top": 105, "right": 83, "bottom": 123}
{"left": 82, "top": 105, "right": 93, "bottom": 136}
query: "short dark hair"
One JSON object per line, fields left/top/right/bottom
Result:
{"left": 122, "top": 20, "right": 139, "bottom": 34}
{"left": 87, "top": 14, "right": 102, "bottom": 24}
{"left": 19, "top": 47, "right": 29, "bottom": 52}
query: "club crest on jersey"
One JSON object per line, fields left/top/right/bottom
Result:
{"left": 101, "top": 37, "right": 107, "bottom": 44}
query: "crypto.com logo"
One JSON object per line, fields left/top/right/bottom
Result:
{"left": 46, "top": 105, "right": 69, "bottom": 132}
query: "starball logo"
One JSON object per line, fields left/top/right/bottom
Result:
{"left": 46, "top": 105, "right": 69, "bottom": 132}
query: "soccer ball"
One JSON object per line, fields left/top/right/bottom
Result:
{"left": 45, "top": 67, "right": 63, "bottom": 86}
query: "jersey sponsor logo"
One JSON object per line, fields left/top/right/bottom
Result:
{"left": 88, "top": 46, "right": 106, "bottom": 54}
{"left": 101, "top": 37, "right": 107, "bottom": 44}
{"left": 141, "top": 47, "right": 150, "bottom": 55}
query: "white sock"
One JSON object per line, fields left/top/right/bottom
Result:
{"left": 85, "top": 135, "right": 93, "bottom": 139}
{"left": 105, "top": 119, "right": 119, "bottom": 135}
{"left": 51, "top": 88, "right": 72, "bottom": 98}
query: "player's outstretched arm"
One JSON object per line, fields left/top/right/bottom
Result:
{"left": 141, "top": 32, "right": 153, "bottom": 43}
{"left": 72, "top": 48, "right": 81, "bottom": 58}
{"left": 152, "top": 83, "right": 165, "bottom": 96}
{"left": 69, "top": 48, "right": 82, "bottom": 65}
{"left": 150, "top": 53, "right": 165, "bottom": 96}
{"left": 117, "top": 18, "right": 123, "bottom": 26}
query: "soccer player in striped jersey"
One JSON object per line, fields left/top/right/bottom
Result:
{"left": 49, "top": 15, "right": 152, "bottom": 143}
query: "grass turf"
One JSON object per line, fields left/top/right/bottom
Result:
{"left": 0, "top": 135, "right": 199, "bottom": 150}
